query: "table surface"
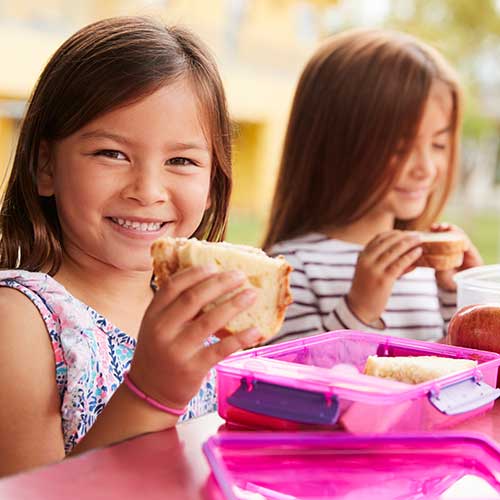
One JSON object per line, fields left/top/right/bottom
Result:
{"left": 1, "top": 402, "right": 500, "bottom": 500}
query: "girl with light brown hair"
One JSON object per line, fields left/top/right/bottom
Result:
{"left": 263, "top": 28, "right": 482, "bottom": 344}
{"left": 0, "top": 17, "right": 262, "bottom": 476}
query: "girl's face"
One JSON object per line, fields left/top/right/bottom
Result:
{"left": 37, "top": 79, "right": 212, "bottom": 272}
{"left": 380, "top": 81, "right": 453, "bottom": 222}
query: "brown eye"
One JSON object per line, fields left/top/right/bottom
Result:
{"left": 166, "top": 157, "right": 196, "bottom": 166}
{"left": 94, "top": 150, "right": 127, "bottom": 160}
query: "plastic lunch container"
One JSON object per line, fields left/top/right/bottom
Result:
{"left": 216, "top": 330, "right": 500, "bottom": 433}
{"left": 203, "top": 432, "right": 500, "bottom": 499}
{"left": 454, "top": 264, "right": 500, "bottom": 309}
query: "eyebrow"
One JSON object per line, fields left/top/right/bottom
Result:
{"left": 79, "top": 130, "right": 133, "bottom": 145}
{"left": 79, "top": 130, "right": 210, "bottom": 152}
{"left": 170, "top": 141, "right": 210, "bottom": 152}
{"left": 433, "top": 126, "right": 452, "bottom": 136}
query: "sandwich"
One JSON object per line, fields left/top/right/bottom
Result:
{"left": 414, "top": 231, "right": 467, "bottom": 271}
{"left": 151, "top": 237, "right": 293, "bottom": 342}
{"left": 364, "top": 355, "right": 477, "bottom": 384}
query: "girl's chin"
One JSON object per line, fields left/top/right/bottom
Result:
{"left": 396, "top": 206, "right": 427, "bottom": 220}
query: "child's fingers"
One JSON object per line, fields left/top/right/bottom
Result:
{"left": 175, "top": 288, "right": 258, "bottom": 351}
{"left": 374, "top": 233, "right": 420, "bottom": 266}
{"left": 364, "top": 230, "right": 400, "bottom": 253}
{"left": 160, "top": 271, "right": 249, "bottom": 328}
{"left": 431, "top": 222, "right": 465, "bottom": 236}
{"left": 400, "top": 263, "right": 417, "bottom": 277}
{"left": 361, "top": 232, "right": 403, "bottom": 264}
{"left": 386, "top": 246, "right": 422, "bottom": 277}
{"left": 148, "top": 265, "right": 218, "bottom": 315}
{"left": 193, "top": 327, "right": 262, "bottom": 371}
{"left": 431, "top": 222, "right": 451, "bottom": 232}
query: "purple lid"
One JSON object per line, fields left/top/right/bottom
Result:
{"left": 203, "top": 432, "right": 500, "bottom": 499}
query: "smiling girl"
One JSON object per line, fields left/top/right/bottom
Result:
{"left": 0, "top": 17, "right": 261, "bottom": 476}
{"left": 263, "top": 29, "right": 482, "bottom": 344}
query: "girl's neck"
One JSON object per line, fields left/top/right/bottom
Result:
{"left": 324, "top": 212, "right": 395, "bottom": 245}
{"left": 53, "top": 254, "right": 154, "bottom": 338}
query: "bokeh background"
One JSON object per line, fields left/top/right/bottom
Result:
{"left": 0, "top": 0, "right": 499, "bottom": 260}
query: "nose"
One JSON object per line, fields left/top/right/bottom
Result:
{"left": 408, "top": 146, "right": 436, "bottom": 180}
{"left": 122, "top": 164, "right": 167, "bottom": 206}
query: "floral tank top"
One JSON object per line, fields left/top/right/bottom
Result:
{"left": 0, "top": 270, "right": 217, "bottom": 454}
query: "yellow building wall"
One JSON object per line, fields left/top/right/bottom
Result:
{"left": 0, "top": 0, "right": 334, "bottom": 218}
{"left": 0, "top": 117, "right": 16, "bottom": 187}
{"left": 232, "top": 121, "right": 263, "bottom": 210}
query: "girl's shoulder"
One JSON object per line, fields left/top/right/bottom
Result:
{"left": 0, "top": 269, "right": 114, "bottom": 336}
{"left": 0, "top": 272, "right": 52, "bottom": 327}
{"left": 0, "top": 270, "right": 75, "bottom": 319}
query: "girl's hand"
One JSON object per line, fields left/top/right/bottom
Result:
{"left": 129, "top": 266, "right": 260, "bottom": 411}
{"left": 347, "top": 230, "right": 422, "bottom": 325}
{"left": 430, "top": 222, "right": 483, "bottom": 291}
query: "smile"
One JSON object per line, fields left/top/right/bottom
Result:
{"left": 109, "top": 217, "right": 165, "bottom": 232}
{"left": 394, "top": 188, "right": 429, "bottom": 199}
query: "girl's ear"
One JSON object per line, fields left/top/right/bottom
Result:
{"left": 37, "top": 140, "right": 55, "bottom": 196}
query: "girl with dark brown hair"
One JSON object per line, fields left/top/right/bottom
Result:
{"left": 0, "top": 17, "right": 261, "bottom": 476}
{"left": 263, "top": 28, "right": 482, "bottom": 344}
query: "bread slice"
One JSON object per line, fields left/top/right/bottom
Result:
{"left": 364, "top": 355, "right": 477, "bottom": 384}
{"left": 151, "top": 237, "right": 293, "bottom": 342}
{"left": 415, "top": 231, "right": 467, "bottom": 271}
{"left": 415, "top": 252, "right": 464, "bottom": 270}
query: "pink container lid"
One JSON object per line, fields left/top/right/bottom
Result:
{"left": 203, "top": 432, "right": 500, "bottom": 499}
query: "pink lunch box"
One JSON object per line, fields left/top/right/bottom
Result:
{"left": 216, "top": 330, "right": 500, "bottom": 433}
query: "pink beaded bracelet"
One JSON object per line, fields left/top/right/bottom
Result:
{"left": 123, "top": 373, "right": 186, "bottom": 417}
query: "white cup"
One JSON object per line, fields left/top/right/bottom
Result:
{"left": 454, "top": 264, "right": 500, "bottom": 309}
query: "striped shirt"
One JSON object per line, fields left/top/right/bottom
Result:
{"left": 268, "top": 232, "right": 456, "bottom": 344}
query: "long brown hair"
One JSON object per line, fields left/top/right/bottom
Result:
{"left": 263, "top": 28, "right": 462, "bottom": 250}
{"left": 0, "top": 16, "right": 232, "bottom": 274}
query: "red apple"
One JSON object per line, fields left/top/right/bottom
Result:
{"left": 448, "top": 304, "right": 500, "bottom": 353}
{"left": 448, "top": 304, "right": 500, "bottom": 387}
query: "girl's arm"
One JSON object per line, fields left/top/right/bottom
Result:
{"left": 268, "top": 235, "right": 420, "bottom": 343}
{"left": 70, "top": 381, "right": 179, "bottom": 454}
{"left": 0, "top": 267, "right": 259, "bottom": 473}
{"left": 74, "top": 265, "right": 260, "bottom": 454}
{"left": 0, "top": 288, "right": 65, "bottom": 477}
{"left": 0, "top": 288, "right": 177, "bottom": 474}
{"left": 345, "top": 231, "right": 422, "bottom": 326}
{"left": 322, "top": 231, "right": 424, "bottom": 334}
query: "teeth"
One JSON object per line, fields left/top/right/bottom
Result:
{"left": 111, "top": 218, "right": 162, "bottom": 232}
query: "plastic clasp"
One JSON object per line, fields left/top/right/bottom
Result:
{"left": 429, "top": 377, "right": 500, "bottom": 415}
{"left": 227, "top": 378, "right": 340, "bottom": 425}
{"left": 472, "top": 367, "right": 483, "bottom": 383}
